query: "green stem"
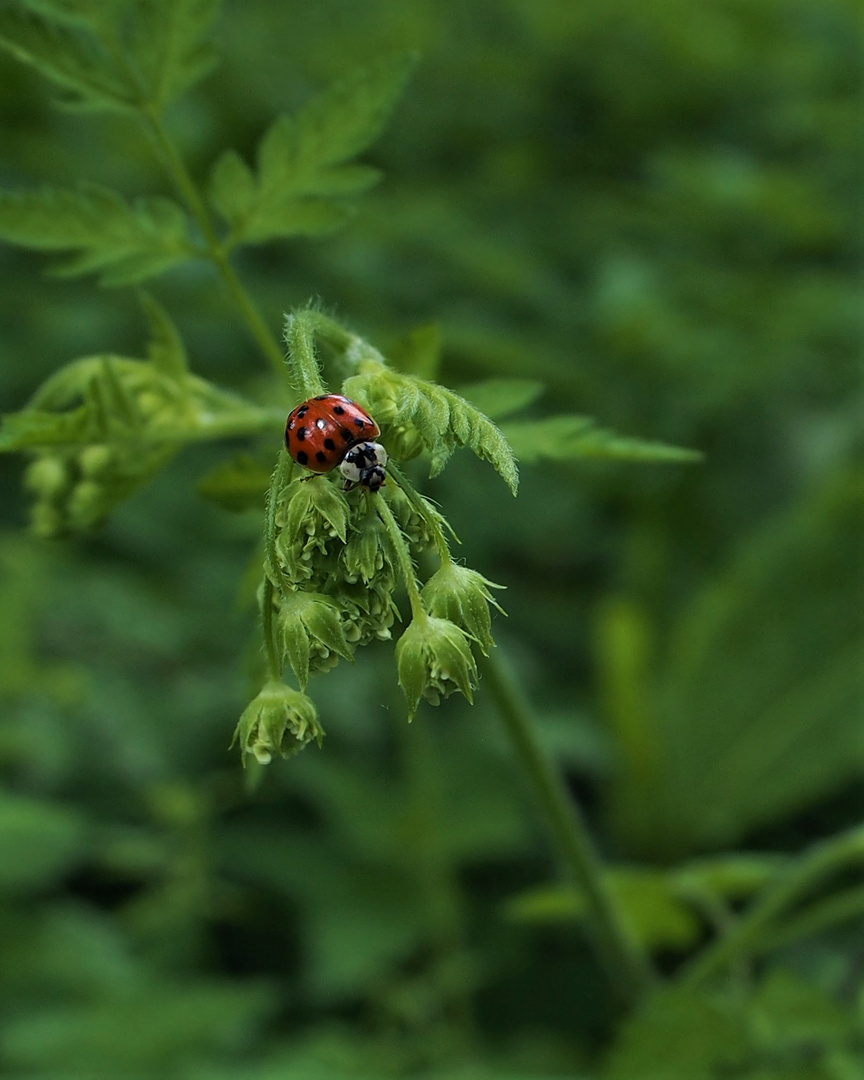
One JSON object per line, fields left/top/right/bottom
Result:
{"left": 482, "top": 650, "right": 656, "bottom": 1008}
{"left": 387, "top": 463, "right": 453, "bottom": 564}
{"left": 143, "top": 110, "right": 288, "bottom": 384}
{"left": 375, "top": 492, "right": 426, "bottom": 621}
{"left": 260, "top": 576, "right": 282, "bottom": 680}
{"left": 283, "top": 311, "right": 327, "bottom": 398}
{"left": 678, "top": 822, "right": 864, "bottom": 989}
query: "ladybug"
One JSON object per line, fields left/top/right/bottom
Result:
{"left": 285, "top": 395, "right": 384, "bottom": 484}
{"left": 340, "top": 441, "right": 388, "bottom": 492}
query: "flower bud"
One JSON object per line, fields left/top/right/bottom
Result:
{"left": 421, "top": 562, "right": 505, "bottom": 655}
{"left": 277, "top": 591, "right": 354, "bottom": 687}
{"left": 233, "top": 680, "right": 323, "bottom": 764}
{"left": 395, "top": 613, "right": 478, "bottom": 719}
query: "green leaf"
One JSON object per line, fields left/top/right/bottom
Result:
{"left": 126, "top": 0, "right": 219, "bottom": 110}
{"left": 606, "top": 470, "right": 864, "bottom": 857}
{"left": 502, "top": 415, "right": 703, "bottom": 464}
{"left": 387, "top": 323, "right": 442, "bottom": 380}
{"left": 0, "top": 185, "right": 195, "bottom": 285}
{"left": 0, "top": 4, "right": 137, "bottom": 111}
{"left": 458, "top": 377, "right": 546, "bottom": 419}
{"left": 197, "top": 454, "right": 270, "bottom": 512}
{"left": 603, "top": 989, "right": 749, "bottom": 1080}
{"left": 0, "top": 792, "right": 87, "bottom": 892}
{"left": 140, "top": 293, "right": 189, "bottom": 382}
{"left": 505, "top": 867, "right": 701, "bottom": 951}
{"left": 208, "top": 52, "right": 416, "bottom": 246}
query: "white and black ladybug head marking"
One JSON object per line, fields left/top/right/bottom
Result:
{"left": 340, "top": 441, "right": 388, "bottom": 492}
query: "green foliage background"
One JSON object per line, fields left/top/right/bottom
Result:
{"left": 0, "top": 0, "right": 861, "bottom": 1076}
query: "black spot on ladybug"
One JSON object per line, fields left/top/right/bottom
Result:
{"left": 353, "top": 417, "right": 365, "bottom": 428}
{"left": 287, "top": 419, "right": 295, "bottom": 430}
{"left": 314, "top": 394, "right": 329, "bottom": 400}
{"left": 323, "top": 438, "right": 336, "bottom": 451}
{"left": 315, "top": 451, "right": 327, "bottom": 463}
{"left": 297, "top": 406, "right": 308, "bottom": 418}
{"left": 296, "top": 426, "right": 307, "bottom": 441}
{"left": 341, "top": 428, "right": 353, "bottom": 441}
{"left": 296, "top": 450, "right": 309, "bottom": 466}
{"left": 315, "top": 418, "right": 326, "bottom": 430}
{"left": 332, "top": 405, "right": 345, "bottom": 415}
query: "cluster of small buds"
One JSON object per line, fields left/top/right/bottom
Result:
{"left": 25, "top": 440, "right": 175, "bottom": 538}
{"left": 9, "top": 341, "right": 258, "bottom": 538}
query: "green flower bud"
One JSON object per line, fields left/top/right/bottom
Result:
{"left": 421, "top": 562, "right": 506, "bottom": 655}
{"left": 274, "top": 479, "right": 350, "bottom": 583}
{"left": 30, "top": 501, "right": 65, "bottom": 539}
{"left": 233, "top": 680, "right": 323, "bottom": 764}
{"left": 24, "top": 456, "right": 69, "bottom": 498}
{"left": 278, "top": 591, "right": 354, "bottom": 687}
{"left": 395, "top": 613, "right": 478, "bottom": 719}
{"left": 67, "top": 479, "right": 106, "bottom": 529}
{"left": 78, "top": 444, "right": 113, "bottom": 479}
{"left": 341, "top": 513, "right": 388, "bottom": 584}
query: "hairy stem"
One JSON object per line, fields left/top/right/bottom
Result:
{"left": 375, "top": 492, "right": 426, "bottom": 621}
{"left": 678, "top": 822, "right": 864, "bottom": 989}
{"left": 260, "top": 576, "right": 282, "bottom": 680}
{"left": 482, "top": 650, "right": 656, "bottom": 1007}
{"left": 143, "top": 110, "right": 288, "bottom": 384}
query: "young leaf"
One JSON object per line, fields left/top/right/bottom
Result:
{"left": 126, "top": 0, "right": 219, "bottom": 111}
{"left": 208, "top": 53, "right": 416, "bottom": 246}
{"left": 344, "top": 368, "right": 519, "bottom": 495}
{"left": 140, "top": 293, "right": 189, "bottom": 382}
{"left": 0, "top": 5, "right": 136, "bottom": 112}
{"left": 197, "top": 455, "right": 270, "bottom": 513}
{"left": 505, "top": 868, "right": 702, "bottom": 952}
{"left": 457, "top": 377, "right": 546, "bottom": 420}
{"left": 0, "top": 185, "right": 195, "bottom": 286}
{"left": 502, "top": 415, "right": 703, "bottom": 464}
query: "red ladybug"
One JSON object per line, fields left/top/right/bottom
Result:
{"left": 284, "top": 394, "right": 380, "bottom": 474}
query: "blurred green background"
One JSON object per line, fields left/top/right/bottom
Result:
{"left": 0, "top": 0, "right": 861, "bottom": 1076}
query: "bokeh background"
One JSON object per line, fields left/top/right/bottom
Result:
{"left": 0, "top": 0, "right": 861, "bottom": 1076}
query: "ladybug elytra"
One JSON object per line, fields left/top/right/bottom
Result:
{"left": 285, "top": 394, "right": 386, "bottom": 491}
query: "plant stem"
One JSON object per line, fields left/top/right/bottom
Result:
{"left": 678, "top": 822, "right": 864, "bottom": 989}
{"left": 260, "top": 576, "right": 282, "bottom": 680}
{"left": 375, "top": 492, "right": 426, "bottom": 621}
{"left": 482, "top": 650, "right": 656, "bottom": 1008}
{"left": 143, "top": 110, "right": 288, "bottom": 385}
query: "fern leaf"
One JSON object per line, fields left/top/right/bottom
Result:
{"left": 502, "top": 416, "right": 703, "bottom": 465}
{"left": 128, "top": 0, "right": 219, "bottom": 110}
{"left": 208, "top": 53, "right": 416, "bottom": 246}
{"left": 0, "top": 5, "right": 136, "bottom": 111}
{"left": 0, "top": 185, "right": 195, "bottom": 286}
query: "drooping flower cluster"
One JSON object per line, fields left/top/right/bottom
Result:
{"left": 233, "top": 309, "right": 516, "bottom": 763}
